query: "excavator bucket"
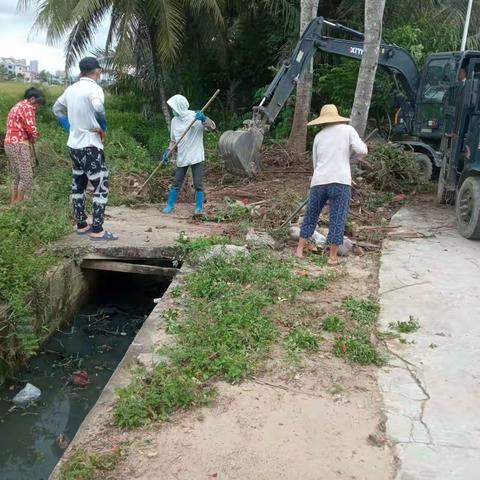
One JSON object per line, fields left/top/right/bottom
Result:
{"left": 219, "top": 127, "right": 264, "bottom": 177}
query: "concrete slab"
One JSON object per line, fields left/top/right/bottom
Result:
{"left": 54, "top": 205, "right": 225, "bottom": 258}
{"left": 378, "top": 204, "right": 480, "bottom": 480}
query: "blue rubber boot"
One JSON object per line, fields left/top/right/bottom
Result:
{"left": 194, "top": 190, "right": 205, "bottom": 215}
{"left": 163, "top": 187, "right": 179, "bottom": 214}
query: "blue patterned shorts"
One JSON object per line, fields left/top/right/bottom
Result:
{"left": 300, "top": 183, "right": 351, "bottom": 245}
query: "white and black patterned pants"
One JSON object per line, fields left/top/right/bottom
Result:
{"left": 69, "top": 146, "right": 109, "bottom": 233}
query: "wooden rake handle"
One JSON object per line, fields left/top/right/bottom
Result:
{"left": 136, "top": 89, "right": 221, "bottom": 195}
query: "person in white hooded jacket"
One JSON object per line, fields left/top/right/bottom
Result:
{"left": 162, "top": 94, "right": 216, "bottom": 215}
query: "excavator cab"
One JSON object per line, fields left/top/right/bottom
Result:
{"left": 412, "top": 54, "right": 457, "bottom": 142}
{"left": 437, "top": 54, "right": 480, "bottom": 238}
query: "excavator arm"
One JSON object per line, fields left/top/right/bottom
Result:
{"left": 258, "top": 17, "right": 420, "bottom": 128}
{"left": 219, "top": 16, "right": 421, "bottom": 176}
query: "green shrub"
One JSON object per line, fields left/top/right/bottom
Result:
{"left": 335, "top": 332, "right": 385, "bottom": 366}
{"left": 284, "top": 327, "right": 320, "bottom": 353}
{"left": 322, "top": 315, "right": 345, "bottom": 333}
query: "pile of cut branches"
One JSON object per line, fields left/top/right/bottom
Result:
{"left": 359, "top": 141, "right": 428, "bottom": 193}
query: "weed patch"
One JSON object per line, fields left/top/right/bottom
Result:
{"left": 175, "top": 233, "right": 233, "bottom": 258}
{"left": 59, "top": 448, "right": 122, "bottom": 480}
{"left": 308, "top": 254, "right": 328, "bottom": 267}
{"left": 284, "top": 327, "right": 320, "bottom": 354}
{"left": 343, "top": 297, "right": 380, "bottom": 326}
{"left": 114, "top": 250, "right": 328, "bottom": 428}
{"left": 163, "top": 309, "right": 180, "bottom": 334}
{"left": 335, "top": 333, "right": 385, "bottom": 366}
{"left": 365, "top": 192, "right": 394, "bottom": 211}
{"left": 322, "top": 315, "right": 345, "bottom": 333}
{"left": 334, "top": 297, "right": 385, "bottom": 366}
{"left": 205, "top": 199, "right": 252, "bottom": 224}
{"left": 390, "top": 316, "right": 420, "bottom": 333}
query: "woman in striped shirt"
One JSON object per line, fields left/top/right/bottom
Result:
{"left": 4, "top": 88, "right": 45, "bottom": 204}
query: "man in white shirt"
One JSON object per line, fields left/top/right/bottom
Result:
{"left": 53, "top": 57, "right": 117, "bottom": 241}
{"left": 296, "top": 104, "right": 367, "bottom": 265}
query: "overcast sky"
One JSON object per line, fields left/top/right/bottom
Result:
{"left": 0, "top": 0, "right": 108, "bottom": 73}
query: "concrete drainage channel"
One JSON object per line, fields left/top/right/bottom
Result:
{"left": 0, "top": 254, "right": 181, "bottom": 480}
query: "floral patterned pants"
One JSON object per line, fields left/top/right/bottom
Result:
{"left": 4, "top": 143, "right": 34, "bottom": 193}
{"left": 300, "top": 183, "right": 351, "bottom": 245}
{"left": 69, "top": 146, "right": 109, "bottom": 233}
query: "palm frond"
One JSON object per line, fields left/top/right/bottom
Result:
{"left": 145, "top": 0, "right": 186, "bottom": 62}
{"left": 263, "top": 0, "right": 299, "bottom": 32}
{"left": 64, "top": 2, "right": 111, "bottom": 68}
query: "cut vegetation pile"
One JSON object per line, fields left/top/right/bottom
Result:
{"left": 360, "top": 141, "right": 429, "bottom": 193}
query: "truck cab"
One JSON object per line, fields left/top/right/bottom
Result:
{"left": 413, "top": 53, "right": 459, "bottom": 143}
{"left": 437, "top": 51, "right": 480, "bottom": 238}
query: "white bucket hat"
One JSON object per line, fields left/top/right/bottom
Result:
{"left": 307, "top": 104, "right": 350, "bottom": 126}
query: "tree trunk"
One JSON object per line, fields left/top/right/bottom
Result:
{"left": 157, "top": 65, "right": 171, "bottom": 127}
{"left": 350, "top": 0, "right": 386, "bottom": 138}
{"left": 287, "top": 0, "right": 320, "bottom": 155}
{"left": 146, "top": 21, "right": 171, "bottom": 126}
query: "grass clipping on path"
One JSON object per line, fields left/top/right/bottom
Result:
{"left": 114, "top": 247, "right": 327, "bottom": 429}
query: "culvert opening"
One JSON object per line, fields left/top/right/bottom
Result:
{"left": 0, "top": 258, "right": 179, "bottom": 480}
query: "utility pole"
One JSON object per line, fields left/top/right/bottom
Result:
{"left": 461, "top": 0, "right": 474, "bottom": 51}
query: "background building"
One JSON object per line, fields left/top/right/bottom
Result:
{"left": 29, "top": 60, "right": 39, "bottom": 73}
{"left": 0, "top": 57, "right": 39, "bottom": 82}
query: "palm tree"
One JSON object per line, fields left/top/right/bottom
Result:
{"left": 350, "top": 0, "right": 386, "bottom": 137}
{"left": 287, "top": 0, "right": 320, "bottom": 155}
{"left": 19, "top": 0, "right": 224, "bottom": 123}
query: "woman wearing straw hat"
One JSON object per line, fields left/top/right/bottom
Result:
{"left": 295, "top": 104, "right": 368, "bottom": 266}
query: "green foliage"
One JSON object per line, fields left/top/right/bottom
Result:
{"left": 284, "top": 327, "right": 320, "bottom": 353}
{"left": 390, "top": 316, "right": 420, "bottom": 334}
{"left": 313, "top": 60, "right": 394, "bottom": 130}
{"left": 205, "top": 199, "right": 252, "bottom": 224}
{"left": 115, "top": 365, "right": 214, "bottom": 429}
{"left": 59, "top": 448, "right": 122, "bottom": 480}
{"left": 163, "top": 309, "right": 180, "bottom": 334}
{"left": 387, "top": 16, "right": 464, "bottom": 65}
{"left": 365, "top": 192, "right": 394, "bottom": 211}
{"left": 308, "top": 253, "right": 328, "bottom": 267}
{"left": 342, "top": 297, "right": 380, "bottom": 326}
{"left": 364, "top": 142, "right": 428, "bottom": 193}
{"left": 175, "top": 233, "right": 233, "bottom": 258}
{"left": 335, "top": 332, "right": 385, "bottom": 366}
{"left": 322, "top": 315, "right": 345, "bottom": 333}
{"left": 335, "top": 297, "right": 384, "bottom": 366}
{"left": 114, "top": 249, "right": 328, "bottom": 428}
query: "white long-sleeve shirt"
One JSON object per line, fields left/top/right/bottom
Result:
{"left": 310, "top": 124, "right": 368, "bottom": 187}
{"left": 53, "top": 77, "right": 106, "bottom": 150}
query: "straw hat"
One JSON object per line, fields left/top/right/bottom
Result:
{"left": 307, "top": 104, "right": 350, "bottom": 126}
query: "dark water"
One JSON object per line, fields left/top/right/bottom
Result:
{"left": 0, "top": 273, "right": 167, "bottom": 480}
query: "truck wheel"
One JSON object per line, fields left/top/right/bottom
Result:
{"left": 414, "top": 153, "right": 433, "bottom": 181}
{"left": 456, "top": 177, "right": 480, "bottom": 239}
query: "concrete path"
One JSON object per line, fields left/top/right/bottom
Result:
{"left": 55, "top": 205, "right": 224, "bottom": 257}
{"left": 378, "top": 205, "right": 480, "bottom": 480}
